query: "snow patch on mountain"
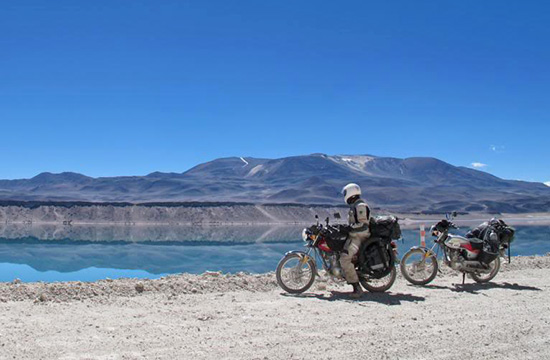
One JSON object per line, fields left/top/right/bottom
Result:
{"left": 247, "top": 165, "right": 265, "bottom": 177}
{"left": 329, "top": 155, "right": 375, "bottom": 174}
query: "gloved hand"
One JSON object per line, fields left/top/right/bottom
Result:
{"left": 338, "top": 224, "right": 352, "bottom": 236}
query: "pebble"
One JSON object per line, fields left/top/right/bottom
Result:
{"left": 135, "top": 282, "right": 145, "bottom": 293}
{"left": 204, "top": 271, "right": 221, "bottom": 277}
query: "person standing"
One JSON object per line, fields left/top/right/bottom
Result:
{"left": 340, "top": 183, "right": 371, "bottom": 298}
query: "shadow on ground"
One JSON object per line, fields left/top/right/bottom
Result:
{"left": 451, "top": 282, "right": 542, "bottom": 294}
{"left": 407, "top": 281, "right": 542, "bottom": 295}
{"left": 282, "top": 291, "right": 425, "bottom": 305}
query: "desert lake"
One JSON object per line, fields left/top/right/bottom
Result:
{"left": 0, "top": 224, "right": 549, "bottom": 282}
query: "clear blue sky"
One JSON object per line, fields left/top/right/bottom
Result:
{"left": 1, "top": 1, "right": 549, "bottom": 183}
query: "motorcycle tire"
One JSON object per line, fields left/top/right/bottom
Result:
{"left": 471, "top": 256, "right": 500, "bottom": 283}
{"left": 400, "top": 248, "right": 439, "bottom": 286}
{"left": 359, "top": 266, "right": 397, "bottom": 293}
{"left": 276, "top": 253, "right": 316, "bottom": 294}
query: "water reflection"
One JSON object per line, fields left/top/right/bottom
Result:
{"left": 0, "top": 241, "right": 298, "bottom": 281}
{"left": 0, "top": 223, "right": 303, "bottom": 243}
{"left": 0, "top": 224, "right": 548, "bottom": 282}
{"left": 0, "top": 224, "right": 305, "bottom": 282}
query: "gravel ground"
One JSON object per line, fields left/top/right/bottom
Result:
{"left": 0, "top": 255, "right": 549, "bottom": 359}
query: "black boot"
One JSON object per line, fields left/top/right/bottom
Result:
{"left": 350, "top": 282, "right": 363, "bottom": 299}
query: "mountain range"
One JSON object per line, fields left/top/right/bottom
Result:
{"left": 1, "top": 154, "right": 549, "bottom": 213}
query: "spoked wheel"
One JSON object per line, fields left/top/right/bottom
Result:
{"left": 400, "top": 249, "right": 439, "bottom": 285}
{"left": 359, "top": 266, "right": 397, "bottom": 293}
{"left": 471, "top": 256, "right": 500, "bottom": 283}
{"left": 276, "top": 253, "right": 316, "bottom": 294}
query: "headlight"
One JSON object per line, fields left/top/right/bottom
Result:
{"left": 301, "top": 228, "right": 308, "bottom": 241}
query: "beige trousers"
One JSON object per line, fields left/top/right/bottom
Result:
{"left": 340, "top": 229, "right": 370, "bottom": 283}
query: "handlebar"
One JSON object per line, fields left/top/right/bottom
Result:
{"left": 317, "top": 223, "right": 351, "bottom": 236}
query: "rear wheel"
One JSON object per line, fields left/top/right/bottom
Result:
{"left": 359, "top": 266, "right": 397, "bottom": 293}
{"left": 276, "top": 253, "right": 316, "bottom": 294}
{"left": 471, "top": 256, "right": 500, "bottom": 283}
{"left": 400, "top": 248, "right": 439, "bottom": 285}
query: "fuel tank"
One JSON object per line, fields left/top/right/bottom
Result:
{"left": 445, "top": 235, "right": 481, "bottom": 260}
{"left": 445, "top": 235, "right": 469, "bottom": 248}
{"left": 318, "top": 239, "right": 331, "bottom": 252}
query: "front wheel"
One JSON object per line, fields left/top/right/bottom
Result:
{"left": 359, "top": 266, "right": 397, "bottom": 293}
{"left": 276, "top": 253, "right": 316, "bottom": 294}
{"left": 400, "top": 248, "right": 439, "bottom": 285}
{"left": 471, "top": 256, "right": 500, "bottom": 283}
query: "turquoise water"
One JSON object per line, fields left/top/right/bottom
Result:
{"left": 0, "top": 225, "right": 548, "bottom": 282}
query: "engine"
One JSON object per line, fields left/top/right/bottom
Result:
{"left": 325, "top": 253, "right": 343, "bottom": 278}
{"left": 447, "top": 248, "right": 489, "bottom": 272}
{"left": 448, "top": 248, "right": 463, "bottom": 270}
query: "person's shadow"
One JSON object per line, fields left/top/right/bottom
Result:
{"left": 282, "top": 291, "right": 425, "bottom": 305}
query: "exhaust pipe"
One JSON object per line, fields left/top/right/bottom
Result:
{"left": 455, "top": 261, "right": 493, "bottom": 274}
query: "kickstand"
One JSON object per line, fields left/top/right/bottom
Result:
{"left": 462, "top": 273, "right": 466, "bottom": 285}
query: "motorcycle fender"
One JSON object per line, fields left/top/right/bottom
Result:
{"left": 284, "top": 251, "right": 319, "bottom": 275}
{"left": 409, "top": 246, "right": 436, "bottom": 258}
{"left": 284, "top": 250, "right": 309, "bottom": 259}
{"left": 408, "top": 246, "right": 441, "bottom": 273}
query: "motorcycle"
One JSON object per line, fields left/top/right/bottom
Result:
{"left": 400, "top": 212, "right": 508, "bottom": 285}
{"left": 276, "top": 213, "right": 399, "bottom": 294}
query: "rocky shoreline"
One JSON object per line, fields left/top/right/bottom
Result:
{"left": 1, "top": 254, "right": 548, "bottom": 303}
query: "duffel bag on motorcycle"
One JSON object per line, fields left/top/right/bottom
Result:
{"left": 324, "top": 232, "right": 347, "bottom": 252}
{"left": 358, "top": 236, "right": 395, "bottom": 278}
{"left": 323, "top": 225, "right": 348, "bottom": 252}
{"left": 477, "top": 243, "right": 499, "bottom": 264}
{"left": 466, "top": 219, "right": 515, "bottom": 245}
{"left": 369, "top": 216, "right": 401, "bottom": 240}
{"left": 498, "top": 225, "right": 515, "bottom": 244}
{"left": 466, "top": 218, "right": 515, "bottom": 264}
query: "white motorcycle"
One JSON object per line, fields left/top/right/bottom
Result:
{"left": 400, "top": 212, "right": 511, "bottom": 285}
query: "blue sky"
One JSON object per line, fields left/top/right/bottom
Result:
{"left": 1, "top": 1, "right": 549, "bottom": 184}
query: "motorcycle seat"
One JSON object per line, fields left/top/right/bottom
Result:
{"left": 451, "top": 235, "right": 484, "bottom": 251}
{"left": 467, "top": 238, "right": 484, "bottom": 250}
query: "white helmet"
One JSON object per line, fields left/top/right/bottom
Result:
{"left": 342, "top": 183, "right": 361, "bottom": 204}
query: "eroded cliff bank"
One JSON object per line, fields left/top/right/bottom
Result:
{"left": 0, "top": 202, "right": 347, "bottom": 225}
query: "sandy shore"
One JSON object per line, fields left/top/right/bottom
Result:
{"left": 1, "top": 256, "right": 549, "bottom": 359}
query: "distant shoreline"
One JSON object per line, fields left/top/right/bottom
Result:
{"left": 0, "top": 200, "right": 549, "bottom": 228}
